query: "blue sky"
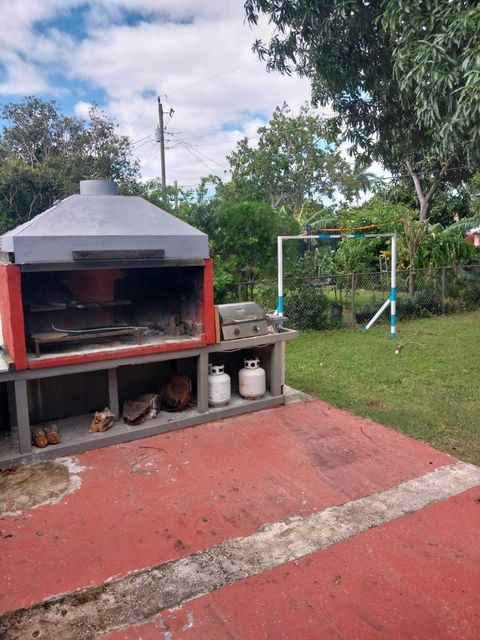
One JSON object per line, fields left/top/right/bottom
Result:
{"left": 0, "top": 1, "right": 316, "bottom": 185}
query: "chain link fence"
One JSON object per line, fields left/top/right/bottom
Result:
{"left": 220, "top": 265, "right": 480, "bottom": 331}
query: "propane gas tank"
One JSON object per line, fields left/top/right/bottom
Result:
{"left": 208, "top": 364, "right": 231, "bottom": 407}
{"left": 239, "top": 358, "right": 266, "bottom": 400}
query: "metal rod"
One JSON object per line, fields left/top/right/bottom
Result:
{"left": 276, "top": 236, "right": 284, "bottom": 315}
{"left": 278, "top": 234, "right": 394, "bottom": 240}
{"left": 390, "top": 234, "right": 397, "bottom": 338}
{"left": 363, "top": 297, "right": 391, "bottom": 332}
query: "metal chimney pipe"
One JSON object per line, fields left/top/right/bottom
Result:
{"left": 80, "top": 180, "right": 118, "bottom": 196}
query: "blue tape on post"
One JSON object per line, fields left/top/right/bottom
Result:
{"left": 317, "top": 235, "right": 330, "bottom": 240}
{"left": 390, "top": 286, "right": 396, "bottom": 301}
{"left": 390, "top": 314, "right": 397, "bottom": 338}
{"left": 353, "top": 233, "right": 366, "bottom": 238}
{"left": 277, "top": 295, "right": 284, "bottom": 314}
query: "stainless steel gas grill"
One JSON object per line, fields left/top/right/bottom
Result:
{"left": 217, "top": 302, "right": 268, "bottom": 341}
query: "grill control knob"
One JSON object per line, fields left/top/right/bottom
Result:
{"left": 234, "top": 328, "right": 240, "bottom": 336}
{"left": 253, "top": 325, "right": 260, "bottom": 333}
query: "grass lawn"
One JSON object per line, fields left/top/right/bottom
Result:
{"left": 286, "top": 311, "right": 480, "bottom": 465}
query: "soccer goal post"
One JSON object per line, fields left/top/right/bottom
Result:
{"left": 276, "top": 232, "right": 397, "bottom": 338}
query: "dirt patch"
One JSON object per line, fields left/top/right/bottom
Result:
{"left": 0, "top": 458, "right": 84, "bottom": 515}
{"left": 365, "top": 401, "right": 389, "bottom": 410}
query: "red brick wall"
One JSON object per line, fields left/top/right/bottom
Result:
{"left": 0, "top": 264, "right": 27, "bottom": 370}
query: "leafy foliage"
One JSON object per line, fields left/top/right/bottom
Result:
{"left": 383, "top": 0, "right": 480, "bottom": 166}
{"left": 285, "top": 283, "right": 330, "bottom": 330}
{"left": 211, "top": 201, "right": 299, "bottom": 285}
{"left": 223, "top": 103, "right": 356, "bottom": 216}
{"left": 0, "top": 97, "right": 139, "bottom": 230}
{"left": 375, "top": 180, "right": 471, "bottom": 227}
{"left": 244, "top": 0, "right": 479, "bottom": 219}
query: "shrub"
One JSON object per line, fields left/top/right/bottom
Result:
{"left": 412, "top": 290, "right": 442, "bottom": 315}
{"left": 457, "top": 270, "right": 480, "bottom": 309}
{"left": 252, "top": 282, "right": 277, "bottom": 312}
{"left": 284, "top": 284, "right": 330, "bottom": 330}
{"left": 354, "top": 298, "right": 384, "bottom": 324}
{"left": 395, "top": 295, "right": 417, "bottom": 320}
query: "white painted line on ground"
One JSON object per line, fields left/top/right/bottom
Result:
{"left": 2, "top": 462, "right": 480, "bottom": 640}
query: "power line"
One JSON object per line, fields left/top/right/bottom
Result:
{"left": 164, "top": 61, "right": 257, "bottom": 97}
{"left": 180, "top": 141, "right": 228, "bottom": 169}
{"left": 178, "top": 142, "right": 225, "bottom": 179}
{"left": 133, "top": 137, "right": 154, "bottom": 152}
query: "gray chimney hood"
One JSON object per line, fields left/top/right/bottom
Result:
{"left": 0, "top": 180, "right": 209, "bottom": 266}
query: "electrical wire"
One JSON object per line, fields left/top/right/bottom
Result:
{"left": 164, "top": 61, "right": 257, "bottom": 97}
{"left": 178, "top": 142, "right": 225, "bottom": 179}
{"left": 180, "top": 141, "right": 228, "bottom": 169}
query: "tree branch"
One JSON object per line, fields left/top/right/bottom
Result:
{"left": 405, "top": 159, "right": 426, "bottom": 202}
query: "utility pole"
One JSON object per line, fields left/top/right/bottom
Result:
{"left": 174, "top": 180, "right": 179, "bottom": 208}
{"left": 156, "top": 96, "right": 166, "bottom": 189}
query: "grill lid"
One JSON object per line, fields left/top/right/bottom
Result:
{"left": 217, "top": 302, "right": 268, "bottom": 340}
{"left": 217, "top": 302, "right": 265, "bottom": 326}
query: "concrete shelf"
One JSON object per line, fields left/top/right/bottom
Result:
{"left": 1, "top": 393, "right": 284, "bottom": 468}
{"left": 0, "top": 330, "right": 297, "bottom": 469}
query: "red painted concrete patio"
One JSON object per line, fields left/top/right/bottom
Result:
{"left": 1, "top": 398, "right": 479, "bottom": 638}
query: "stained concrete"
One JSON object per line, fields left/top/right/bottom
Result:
{"left": 0, "top": 399, "right": 478, "bottom": 640}
{"left": 1, "top": 462, "right": 479, "bottom": 639}
{"left": 0, "top": 458, "right": 83, "bottom": 515}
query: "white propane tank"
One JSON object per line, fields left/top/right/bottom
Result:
{"left": 239, "top": 358, "right": 266, "bottom": 400}
{"left": 208, "top": 364, "right": 231, "bottom": 407}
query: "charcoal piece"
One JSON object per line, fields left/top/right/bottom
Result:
{"left": 168, "top": 315, "right": 179, "bottom": 335}
{"left": 123, "top": 394, "right": 160, "bottom": 425}
{"left": 159, "top": 373, "right": 192, "bottom": 412}
{"left": 184, "top": 320, "right": 194, "bottom": 336}
{"left": 44, "top": 424, "right": 61, "bottom": 445}
{"left": 89, "top": 407, "right": 115, "bottom": 433}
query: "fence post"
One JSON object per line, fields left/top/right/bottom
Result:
{"left": 441, "top": 267, "right": 446, "bottom": 314}
{"left": 351, "top": 274, "right": 356, "bottom": 327}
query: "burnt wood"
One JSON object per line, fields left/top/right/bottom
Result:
{"left": 32, "top": 327, "right": 144, "bottom": 356}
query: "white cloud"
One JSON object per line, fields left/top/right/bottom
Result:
{"left": 65, "top": 5, "right": 315, "bottom": 184}
{"left": 0, "top": 53, "right": 50, "bottom": 95}
{"left": 0, "top": 0, "right": 342, "bottom": 187}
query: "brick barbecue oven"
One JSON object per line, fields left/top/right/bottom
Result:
{"left": 0, "top": 180, "right": 215, "bottom": 370}
{"left": 0, "top": 180, "right": 296, "bottom": 470}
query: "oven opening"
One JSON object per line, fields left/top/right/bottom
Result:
{"left": 22, "top": 266, "right": 205, "bottom": 359}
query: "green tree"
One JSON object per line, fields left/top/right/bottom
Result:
{"left": 244, "top": 0, "right": 479, "bottom": 220}
{"left": 223, "top": 103, "right": 355, "bottom": 217}
{"left": 0, "top": 97, "right": 139, "bottom": 230}
{"left": 383, "top": 1, "right": 480, "bottom": 164}
{"left": 334, "top": 200, "right": 410, "bottom": 274}
{"left": 375, "top": 180, "right": 471, "bottom": 227}
{"left": 211, "top": 201, "right": 299, "bottom": 298}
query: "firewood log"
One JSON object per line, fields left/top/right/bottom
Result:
{"left": 89, "top": 407, "right": 115, "bottom": 432}
{"left": 122, "top": 394, "right": 160, "bottom": 425}
{"left": 44, "top": 424, "right": 61, "bottom": 445}
{"left": 32, "top": 428, "right": 48, "bottom": 448}
{"left": 159, "top": 373, "right": 192, "bottom": 411}
{"left": 136, "top": 394, "right": 160, "bottom": 420}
